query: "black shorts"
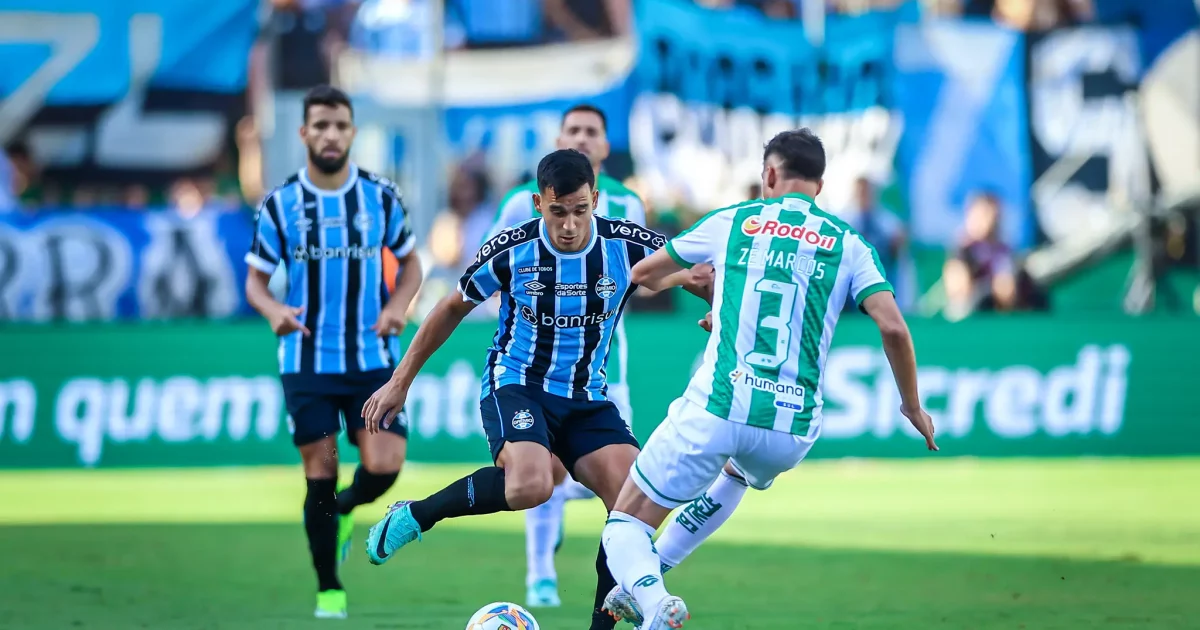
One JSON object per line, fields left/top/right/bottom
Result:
{"left": 281, "top": 369, "right": 408, "bottom": 447}
{"left": 480, "top": 384, "right": 640, "bottom": 474}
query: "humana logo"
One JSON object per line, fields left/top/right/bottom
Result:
{"left": 729, "top": 370, "right": 805, "bottom": 399}
{"left": 741, "top": 217, "right": 838, "bottom": 251}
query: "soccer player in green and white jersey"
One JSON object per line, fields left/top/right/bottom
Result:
{"left": 488, "top": 104, "right": 649, "bottom": 610}
{"left": 598, "top": 129, "right": 939, "bottom": 629}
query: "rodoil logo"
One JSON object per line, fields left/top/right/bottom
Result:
{"left": 741, "top": 217, "right": 838, "bottom": 251}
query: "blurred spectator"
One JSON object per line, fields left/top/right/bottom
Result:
{"left": 942, "top": 192, "right": 1046, "bottom": 317}
{"left": 842, "top": 176, "right": 908, "bottom": 305}
{"left": 4, "top": 142, "right": 38, "bottom": 210}
{"left": 170, "top": 179, "right": 208, "bottom": 218}
{"left": 545, "top": 0, "right": 631, "bottom": 40}
{"left": 965, "top": 0, "right": 1090, "bottom": 30}
{"left": 124, "top": 185, "right": 151, "bottom": 210}
{"left": 754, "top": 0, "right": 799, "bottom": 19}
{"left": 260, "top": 0, "right": 359, "bottom": 91}
{"left": 411, "top": 159, "right": 497, "bottom": 319}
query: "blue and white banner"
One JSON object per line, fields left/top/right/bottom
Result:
{"left": 892, "top": 20, "right": 1034, "bottom": 249}
{"left": 629, "top": 0, "right": 905, "bottom": 215}
{"left": 443, "top": 80, "right": 635, "bottom": 191}
{"left": 0, "top": 208, "right": 256, "bottom": 321}
{"left": 0, "top": 0, "right": 259, "bottom": 183}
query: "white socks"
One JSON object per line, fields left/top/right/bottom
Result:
{"left": 524, "top": 474, "right": 601, "bottom": 587}
{"left": 655, "top": 470, "right": 748, "bottom": 570}
{"left": 559, "top": 475, "right": 597, "bottom": 501}
{"left": 602, "top": 511, "right": 671, "bottom": 616}
{"left": 524, "top": 484, "right": 565, "bottom": 587}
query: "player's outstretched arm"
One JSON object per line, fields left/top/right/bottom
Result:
{"left": 631, "top": 249, "right": 714, "bottom": 304}
{"left": 245, "top": 267, "right": 310, "bottom": 337}
{"left": 861, "top": 291, "right": 938, "bottom": 451}
{"left": 363, "top": 292, "right": 475, "bottom": 433}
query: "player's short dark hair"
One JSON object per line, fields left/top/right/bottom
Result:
{"left": 562, "top": 103, "right": 607, "bottom": 132}
{"left": 763, "top": 128, "right": 825, "bottom": 182}
{"left": 303, "top": 84, "right": 353, "bottom": 123}
{"left": 536, "top": 149, "right": 595, "bottom": 197}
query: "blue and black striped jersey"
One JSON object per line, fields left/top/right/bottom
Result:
{"left": 458, "top": 216, "right": 667, "bottom": 401}
{"left": 245, "top": 164, "right": 415, "bottom": 375}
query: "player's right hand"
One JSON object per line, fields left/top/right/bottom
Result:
{"left": 900, "top": 405, "right": 938, "bottom": 451}
{"left": 362, "top": 378, "right": 408, "bottom": 434}
{"left": 698, "top": 311, "right": 713, "bottom": 333}
{"left": 269, "top": 305, "right": 310, "bottom": 337}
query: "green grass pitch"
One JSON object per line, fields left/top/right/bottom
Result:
{"left": 2, "top": 458, "right": 1198, "bottom": 629}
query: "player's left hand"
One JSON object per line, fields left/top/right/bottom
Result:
{"left": 371, "top": 308, "right": 408, "bottom": 338}
{"left": 362, "top": 378, "right": 409, "bottom": 434}
{"left": 698, "top": 311, "right": 713, "bottom": 333}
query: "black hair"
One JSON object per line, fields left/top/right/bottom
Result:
{"left": 763, "top": 128, "right": 825, "bottom": 182}
{"left": 536, "top": 149, "right": 595, "bottom": 198}
{"left": 562, "top": 103, "right": 607, "bottom": 132}
{"left": 303, "top": 84, "right": 353, "bottom": 123}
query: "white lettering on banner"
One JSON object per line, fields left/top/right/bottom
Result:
{"left": 629, "top": 94, "right": 900, "bottom": 211}
{"left": 0, "top": 215, "right": 247, "bottom": 321}
{"left": 408, "top": 359, "right": 484, "bottom": 440}
{"left": 820, "top": 344, "right": 1132, "bottom": 440}
{"left": 138, "top": 213, "right": 239, "bottom": 319}
{"left": 0, "top": 379, "right": 36, "bottom": 444}
{"left": 2, "top": 14, "right": 224, "bottom": 170}
{"left": 54, "top": 376, "right": 282, "bottom": 467}
{"left": 1028, "top": 27, "right": 1149, "bottom": 243}
{"left": 0, "top": 218, "right": 135, "bottom": 322}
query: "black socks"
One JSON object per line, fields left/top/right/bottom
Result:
{"left": 336, "top": 466, "right": 398, "bottom": 515}
{"left": 303, "top": 478, "right": 342, "bottom": 592}
{"left": 408, "top": 466, "right": 511, "bottom": 532}
{"left": 590, "top": 535, "right": 618, "bottom": 630}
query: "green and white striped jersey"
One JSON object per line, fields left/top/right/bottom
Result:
{"left": 488, "top": 173, "right": 646, "bottom": 240}
{"left": 487, "top": 173, "right": 647, "bottom": 388}
{"left": 666, "top": 193, "right": 893, "bottom": 436}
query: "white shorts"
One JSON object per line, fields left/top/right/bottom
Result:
{"left": 631, "top": 397, "right": 818, "bottom": 509}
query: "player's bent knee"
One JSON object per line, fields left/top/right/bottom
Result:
{"left": 505, "top": 471, "right": 554, "bottom": 510}
{"left": 299, "top": 436, "right": 339, "bottom": 478}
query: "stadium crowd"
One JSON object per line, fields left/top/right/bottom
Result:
{"left": 1, "top": 0, "right": 1194, "bottom": 320}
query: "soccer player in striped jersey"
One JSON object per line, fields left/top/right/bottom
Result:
{"left": 360, "top": 149, "right": 711, "bottom": 630}
{"left": 489, "top": 104, "right": 649, "bottom": 609}
{"left": 244, "top": 85, "right": 423, "bottom": 620}
{"left": 598, "top": 129, "right": 939, "bottom": 629}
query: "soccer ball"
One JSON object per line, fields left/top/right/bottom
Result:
{"left": 465, "top": 602, "right": 540, "bottom": 630}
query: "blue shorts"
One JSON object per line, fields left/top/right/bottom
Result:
{"left": 480, "top": 384, "right": 640, "bottom": 475}
{"left": 281, "top": 369, "right": 408, "bottom": 447}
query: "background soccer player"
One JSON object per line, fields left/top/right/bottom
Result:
{"left": 360, "top": 149, "right": 710, "bottom": 630}
{"left": 488, "top": 104, "right": 649, "bottom": 609}
{"left": 244, "top": 85, "right": 423, "bottom": 620}
{"left": 599, "top": 129, "right": 939, "bottom": 628}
